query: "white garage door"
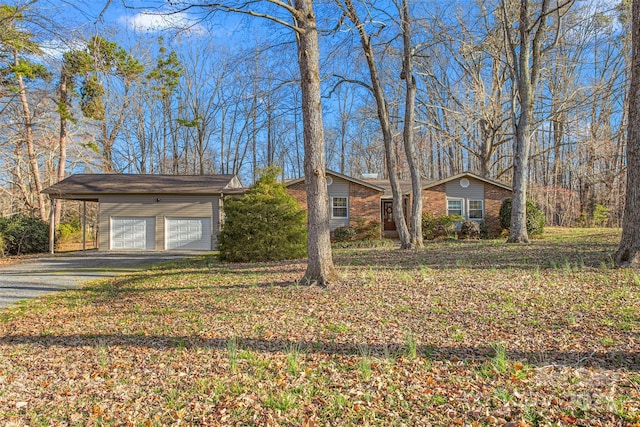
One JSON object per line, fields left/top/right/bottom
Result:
{"left": 165, "top": 218, "right": 211, "bottom": 250}
{"left": 111, "top": 217, "right": 155, "bottom": 250}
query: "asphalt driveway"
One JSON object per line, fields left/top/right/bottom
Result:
{"left": 0, "top": 250, "right": 202, "bottom": 310}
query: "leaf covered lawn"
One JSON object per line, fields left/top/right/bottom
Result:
{"left": 0, "top": 228, "right": 639, "bottom": 426}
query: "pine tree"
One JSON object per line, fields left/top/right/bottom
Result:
{"left": 218, "top": 168, "right": 307, "bottom": 262}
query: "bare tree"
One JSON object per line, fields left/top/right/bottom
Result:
{"left": 177, "top": 42, "right": 228, "bottom": 175}
{"left": 164, "top": 0, "right": 339, "bottom": 285}
{"left": 147, "top": 37, "right": 182, "bottom": 174}
{"left": 615, "top": 0, "right": 640, "bottom": 268}
{"left": 502, "top": 0, "right": 574, "bottom": 243}
{"left": 399, "top": 0, "right": 423, "bottom": 247}
{"left": 336, "top": 0, "right": 413, "bottom": 248}
{"left": 292, "top": 0, "right": 340, "bottom": 284}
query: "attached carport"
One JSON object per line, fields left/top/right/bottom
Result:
{"left": 42, "top": 174, "right": 243, "bottom": 253}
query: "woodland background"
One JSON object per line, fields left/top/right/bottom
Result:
{"left": 0, "top": 0, "right": 630, "bottom": 227}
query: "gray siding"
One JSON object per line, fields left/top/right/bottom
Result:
{"left": 212, "top": 196, "right": 220, "bottom": 249}
{"left": 99, "top": 195, "right": 219, "bottom": 251}
{"left": 328, "top": 177, "right": 350, "bottom": 230}
{"left": 445, "top": 178, "right": 485, "bottom": 219}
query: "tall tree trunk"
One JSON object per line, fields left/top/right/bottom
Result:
{"left": 102, "top": 83, "right": 134, "bottom": 173}
{"left": 55, "top": 68, "right": 69, "bottom": 226}
{"left": 101, "top": 121, "right": 114, "bottom": 173}
{"left": 295, "top": 0, "right": 340, "bottom": 286}
{"left": 504, "top": 0, "right": 553, "bottom": 243}
{"left": 12, "top": 145, "right": 33, "bottom": 214}
{"left": 340, "top": 0, "right": 412, "bottom": 248}
{"left": 400, "top": 0, "right": 423, "bottom": 248}
{"left": 616, "top": 0, "right": 640, "bottom": 267}
{"left": 15, "top": 51, "right": 47, "bottom": 221}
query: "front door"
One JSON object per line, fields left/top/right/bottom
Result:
{"left": 382, "top": 200, "right": 396, "bottom": 231}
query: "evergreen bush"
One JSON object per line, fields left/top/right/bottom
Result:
{"left": 499, "top": 198, "right": 545, "bottom": 236}
{"left": 351, "top": 217, "right": 381, "bottom": 240}
{"left": 422, "top": 214, "right": 437, "bottom": 240}
{"left": 422, "top": 214, "right": 464, "bottom": 240}
{"left": 0, "top": 214, "right": 49, "bottom": 256}
{"left": 333, "top": 226, "right": 356, "bottom": 242}
{"left": 479, "top": 221, "right": 490, "bottom": 239}
{"left": 218, "top": 168, "right": 307, "bottom": 262}
{"left": 460, "top": 220, "right": 481, "bottom": 240}
{"left": 332, "top": 218, "right": 381, "bottom": 243}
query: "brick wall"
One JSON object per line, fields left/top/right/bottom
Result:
{"left": 422, "top": 184, "right": 447, "bottom": 217}
{"left": 485, "top": 185, "right": 512, "bottom": 236}
{"left": 287, "top": 179, "right": 383, "bottom": 231}
{"left": 287, "top": 176, "right": 511, "bottom": 238}
{"left": 422, "top": 181, "right": 511, "bottom": 237}
{"left": 286, "top": 180, "right": 308, "bottom": 211}
{"left": 349, "top": 183, "right": 382, "bottom": 225}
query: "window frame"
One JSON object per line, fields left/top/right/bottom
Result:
{"left": 468, "top": 200, "right": 484, "bottom": 220}
{"left": 331, "top": 196, "right": 348, "bottom": 219}
{"left": 447, "top": 198, "right": 464, "bottom": 217}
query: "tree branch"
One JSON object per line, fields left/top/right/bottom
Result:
{"left": 327, "top": 74, "right": 373, "bottom": 97}
{"left": 166, "top": 1, "right": 302, "bottom": 34}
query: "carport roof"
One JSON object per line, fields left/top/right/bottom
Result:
{"left": 42, "top": 174, "right": 243, "bottom": 200}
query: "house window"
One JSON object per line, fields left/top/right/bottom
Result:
{"left": 468, "top": 200, "right": 484, "bottom": 219}
{"left": 447, "top": 199, "right": 463, "bottom": 217}
{"left": 332, "top": 197, "right": 348, "bottom": 218}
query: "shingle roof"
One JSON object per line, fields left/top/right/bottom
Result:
{"left": 285, "top": 170, "right": 386, "bottom": 193}
{"left": 422, "top": 172, "right": 512, "bottom": 192}
{"left": 360, "top": 172, "right": 511, "bottom": 198}
{"left": 364, "top": 179, "right": 416, "bottom": 198}
{"left": 42, "top": 174, "right": 242, "bottom": 199}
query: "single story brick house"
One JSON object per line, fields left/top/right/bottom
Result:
{"left": 419, "top": 173, "right": 513, "bottom": 236}
{"left": 285, "top": 170, "right": 512, "bottom": 237}
{"left": 42, "top": 174, "right": 243, "bottom": 252}
{"left": 285, "top": 171, "right": 386, "bottom": 231}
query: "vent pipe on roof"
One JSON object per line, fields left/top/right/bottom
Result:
{"left": 362, "top": 173, "right": 379, "bottom": 179}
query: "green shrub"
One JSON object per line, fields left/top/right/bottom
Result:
{"left": 351, "top": 217, "right": 381, "bottom": 241}
{"left": 577, "top": 203, "right": 610, "bottom": 227}
{"left": 422, "top": 214, "right": 464, "bottom": 240}
{"left": 422, "top": 214, "right": 436, "bottom": 240}
{"left": 592, "top": 204, "right": 609, "bottom": 227}
{"left": 499, "top": 198, "right": 545, "bottom": 236}
{"left": 57, "top": 221, "right": 82, "bottom": 243}
{"left": 333, "top": 218, "right": 380, "bottom": 243}
{"left": 479, "top": 221, "right": 490, "bottom": 239}
{"left": 0, "top": 214, "right": 49, "bottom": 256}
{"left": 459, "top": 220, "right": 481, "bottom": 240}
{"left": 333, "top": 226, "right": 356, "bottom": 242}
{"left": 527, "top": 209, "right": 545, "bottom": 236}
{"left": 218, "top": 167, "right": 307, "bottom": 262}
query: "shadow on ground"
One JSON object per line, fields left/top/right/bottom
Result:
{"left": 1, "top": 333, "right": 638, "bottom": 371}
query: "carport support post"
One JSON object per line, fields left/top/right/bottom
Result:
{"left": 49, "top": 197, "right": 55, "bottom": 254}
{"left": 82, "top": 201, "right": 86, "bottom": 251}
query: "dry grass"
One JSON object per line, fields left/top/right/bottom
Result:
{"left": 0, "top": 227, "right": 638, "bottom": 426}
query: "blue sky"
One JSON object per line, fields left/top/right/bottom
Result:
{"left": 31, "top": 0, "right": 623, "bottom": 65}
{"left": 32, "top": 0, "right": 255, "bottom": 55}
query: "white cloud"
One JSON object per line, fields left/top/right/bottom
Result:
{"left": 39, "top": 38, "right": 86, "bottom": 61}
{"left": 120, "top": 12, "right": 208, "bottom": 36}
